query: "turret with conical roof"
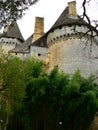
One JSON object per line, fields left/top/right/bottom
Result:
{"left": 0, "top": 22, "right": 24, "bottom": 54}
{"left": 3, "top": 22, "right": 24, "bottom": 42}
{"left": 46, "top": 1, "right": 98, "bottom": 77}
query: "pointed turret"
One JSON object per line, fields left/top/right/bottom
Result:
{"left": 50, "top": 1, "right": 87, "bottom": 31}
{"left": 3, "top": 22, "right": 24, "bottom": 42}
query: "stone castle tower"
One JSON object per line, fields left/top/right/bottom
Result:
{"left": 9, "top": 1, "right": 98, "bottom": 79}
{"left": 45, "top": 1, "right": 98, "bottom": 77}
{"left": 0, "top": 22, "right": 24, "bottom": 54}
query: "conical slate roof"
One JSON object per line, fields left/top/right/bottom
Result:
{"left": 50, "top": 7, "right": 88, "bottom": 31}
{"left": 3, "top": 22, "right": 24, "bottom": 42}
{"left": 10, "top": 1, "right": 98, "bottom": 54}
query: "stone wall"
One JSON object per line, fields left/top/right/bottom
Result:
{"left": 47, "top": 25, "right": 98, "bottom": 77}
{"left": 48, "top": 35, "right": 98, "bottom": 77}
{"left": 0, "top": 37, "right": 22, "bottom": 53}
{"left": 47, "top": 25, "right": 97, "bottom": 44}
{"left": 30, "top": 46, "right": 48, "bottom": 60}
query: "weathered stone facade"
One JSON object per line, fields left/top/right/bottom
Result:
{"left": 47, "top": 24, "right": 98, "bottom": 77}
{"left": 0, "top": 37, "right": 22, "bottom": 53}
{"left": 30, "top": 46, "right": 48, "bottom": 60}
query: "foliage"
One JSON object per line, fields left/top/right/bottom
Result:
{"left": 0, "top": 48, "right": 25, "bottom": 129}
{"left": 0, "top": 49, "right": 98, "bottom": 130}
{"left": 0, "top": 0, "right": 39, "bottom": 28}
{"left": 23, "top": 64, "right": 98, "bottom": 130}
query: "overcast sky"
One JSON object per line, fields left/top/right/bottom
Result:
{"left": 17, "top": 0, "right": 98, "bottom": 40}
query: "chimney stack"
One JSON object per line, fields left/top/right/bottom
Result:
{"left": 68, "top": 1, "right": 77, "bottom": 17}
{"left": 33, "top": 17, "right": 44, "bottom": 42}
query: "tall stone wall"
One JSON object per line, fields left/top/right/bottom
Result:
{"left": 47, "top": 25, "right": 98, "bottom": 77}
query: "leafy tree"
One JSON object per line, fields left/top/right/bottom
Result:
{"left": 0, "top": 50, "right": 97, "bottom": 130}
{"left": 0, "top": 48, "right": 25, "bottom": 130}
{"left": 23, "top": 63, "right": 98, "bottom": 130}
{"left": 0, "top": 0, "right": 39, "bottom": 28}
{"left": 21, "top": 57, "right": 47, "bottom": 130}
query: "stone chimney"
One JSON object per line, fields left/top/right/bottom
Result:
{"left": 68, "top": 1, "right": 77, "bottom": 17}
{"left": 33, "top": 17, "right": 44, "bottom": 42}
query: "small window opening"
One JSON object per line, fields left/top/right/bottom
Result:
{"left": 60, "top": 35, "right": 62, "bottom": 38}
{"left": 38, "top": 53, "right": 41, "bottom": 56}
{"left": 59, "top": 26, "right": 62, "bottom": 29}
{"left": 51, "top": 30, "right": 54, "bottom": 33}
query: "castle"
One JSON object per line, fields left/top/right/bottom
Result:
{"left": 1, "top": 1, "right": 98, "bottom": 78}
{"left": 1, "top": 1, "right": 98, "bottom": 129}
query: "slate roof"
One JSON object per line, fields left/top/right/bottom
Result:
{"left": 11, "top": 34, "right": 33, "bottom": 53}
{"left": 11, "top": 3, "right": 98, "bottom": 53}
{"left": 11, "top": 33, "right": 48, "bottom": 53}
{"left": 2, "top": 22, "right": 24, "bottom": 42}
{"left": 29, "top": 5, "right": 98, "bottom": 49}
{"left": 31, "top": 35, "right": 48, "bottom": 47}
{"left": 50, "top": 7, "right": 85, "bottom": 30}
{"left": 49, "top": 7, "right": 98, "bottom": 33}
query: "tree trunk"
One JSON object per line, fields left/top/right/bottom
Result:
{"left": 3, "top": 100, "right": 9, "bottom": 130}
{"left": 4, "top": 114, "right": 9, "bottom": 130}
